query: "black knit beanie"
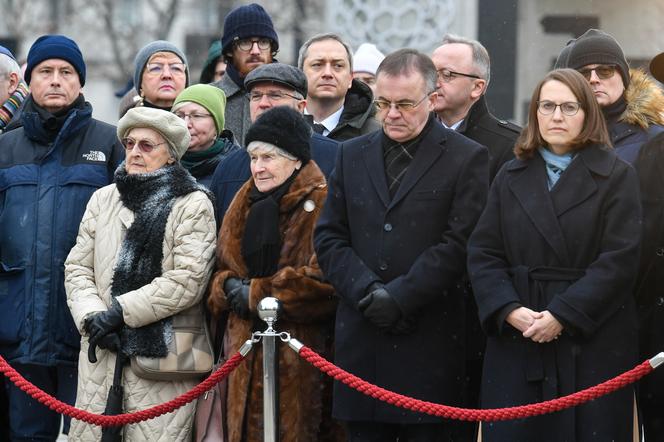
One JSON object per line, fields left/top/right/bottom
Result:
{"left": 221, "top": 3, "right": 279, "bottom": 56}
{"left": 245, "top": 107, "right": 311, "bottom": 164}
{"left": 566, "top": 29, "right": 630, "bottom": 88}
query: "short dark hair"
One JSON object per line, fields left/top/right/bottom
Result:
{"left": 297, "top": 33, "right": 353, "bottom": 72}
{"left": 376, "top": 48, "right": 437, "bottom": 93}
{"left": 514, "top": 68, "right": 610, "bottom": 160}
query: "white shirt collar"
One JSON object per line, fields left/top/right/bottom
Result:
{"left": 305, "top": 106, "right": 344, "bottom": 136}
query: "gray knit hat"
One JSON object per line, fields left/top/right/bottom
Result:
{"left": 117, "top": 107, "right": 191, "bottom": 160}
{"left": 133, "top": 40, "right": 189, "bottom": 95}
{"left": 566, "top": 29, "right": 630, "bottom": 88}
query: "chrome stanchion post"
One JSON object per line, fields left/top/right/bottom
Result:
{"left": 257, "top": 297, "right": 281, "bottom": 442}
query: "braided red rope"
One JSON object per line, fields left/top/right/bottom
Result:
{"left": 0, "top": 352, "right": 245, "bottom": 427}
{"left": 298, "top": 346, "right": 653, "bottom": 422}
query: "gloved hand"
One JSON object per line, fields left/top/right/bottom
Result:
{"left": 357, "top": 283, "right": 402, "bottom": 330}
{"left": 87, "top": 333, "right": 121, "bottom": 363}
{"left": 224, "top": 277, "right": 251, "bottom": 319}
{"left": 84, "top": 301, "right": 124, "bottom": 363}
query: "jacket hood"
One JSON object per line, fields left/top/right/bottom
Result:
{"left": 621, "top": 68, "right": 664, "bottom": 129}
{"left": 339, "top": 78, "right": 375, "bottom": 128}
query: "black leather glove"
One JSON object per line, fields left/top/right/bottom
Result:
{"left": 224, "top": 277, "right": 251, "bottom": 319}
{"left": 84, "top": 301, "right": 124, "bottom": 363}
{"left": 357, "top": 284, "right": 402, "bottom": 330}
{"left": 87, "top": 333, "right": 122, "bottom": 363}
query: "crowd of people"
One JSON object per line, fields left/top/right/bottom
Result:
{"left": 0, "top": 3, "right": 663, "bottom": 441}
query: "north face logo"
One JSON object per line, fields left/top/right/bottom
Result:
{"left": 82, "top": 150, "right": 107, "bottom": 162}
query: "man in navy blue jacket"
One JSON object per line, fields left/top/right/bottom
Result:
{"left": 0, "top": 35, "right": 124, "bottom": 440}
{"left": 210, "top": 62, "right": 338, "bottom": 223}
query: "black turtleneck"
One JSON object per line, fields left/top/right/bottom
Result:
{"left": 602, "top": 95, "right": 627, "bottom": 126}
{"left": 140, "top": 98, "right": 173, "bottom": 112}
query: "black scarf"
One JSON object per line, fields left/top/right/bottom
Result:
{"left": 241, "top": 170, "right": 299, "bottom": 277}
{"left": 139, "top": 98, "right": 173, "bottom": 112}
{"left": 112, "top": 163, "right": 212, "bottom": 357}
{"left": 602, "top": 95, "right": 627, "bottom": 126}
{"left": 22, "top": 94, "right": 86, "bottom": 140}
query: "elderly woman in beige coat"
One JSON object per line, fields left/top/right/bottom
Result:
{"left": 65, "top": 107, "right": 216, "bottom": 440}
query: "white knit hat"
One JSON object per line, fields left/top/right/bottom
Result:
{"left": 352, "top": 43, "right": 385, "bottom": 75}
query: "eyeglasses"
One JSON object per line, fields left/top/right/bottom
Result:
{"left": 374, "top": 93, "right": 432, "bottom": 112}
{"left": 247, "top": 91, "right": 302, "bottom": 102}
{"left": 174, "top": 111, "right": 212, "bottom": 122}
{"left": 145, "top": 62, "right": 186, "bottom": 76}
{"left": 577, "top": 65, "right": 617, "bottom": 81}
{"left": 437, "top": 68, "right": 481, "bottom": 83}
{"left": 121, "top": 137, "right": 166, "bottom": 153}
{"left": 235, "top": 38, "right": 271, "bottom": 52}
{"left": 537, "top": 100, "right": 582, "bottom": 116}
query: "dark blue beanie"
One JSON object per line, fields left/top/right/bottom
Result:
{"left": 221, "top": 3, "right": 278, "bottom": 56}
{"left": 25, "top": 35, "right": 86, "bottom": 86}
{"left": 0, "top": 45, "right": 16, "bottom": 61}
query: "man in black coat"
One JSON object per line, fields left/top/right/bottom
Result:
{"left": 314, "top": 49, "right": 488, "bottom": 441}
{"left": 431, "top": 35, "right": 520, "bottom": 438}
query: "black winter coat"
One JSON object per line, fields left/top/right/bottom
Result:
{"left": 315, "top": 121, "right": 488, "bottom": 423}
{"left": 468, "top": 145, "right": 641, "bottom": 441}
{"left": 326, "top": 79, "right": 380, "bottom": 141}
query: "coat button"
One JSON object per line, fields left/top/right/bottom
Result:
{"left": 656, "top": 248, "right": 664, "bottom": 257}
{"left": 379, "top": 262, "right": 388, "bottom": 271}
{"left": 384, "top": 223, "right": 393, "bottom": 232}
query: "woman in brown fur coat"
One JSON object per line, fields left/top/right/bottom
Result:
{"left": 208, "top": 107, "right": 340, "bottom": 442}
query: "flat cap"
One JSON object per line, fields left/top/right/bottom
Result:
{"left": 244, "top": 63, "right": 307, "bottom": 98}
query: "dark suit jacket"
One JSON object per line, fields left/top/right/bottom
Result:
{"left": 314, "top": 121, "right": 488, "bottom": 423}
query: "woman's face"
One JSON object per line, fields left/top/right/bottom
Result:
{"left": 140, "top": 52, "right": 187, "bottom": 108}
{"left": 249, "top": 147, "right": 301, "bottom": 193}
{"left": 173, "top": 102, "right": 217, "bottom": 152}
{"left": 123, "top": 127, "right": 174, "bottom": 174}
{"left": 537, "top": 79, "right": 585, "bottom": 155}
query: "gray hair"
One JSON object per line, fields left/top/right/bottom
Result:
{"left": 246, "top": 141, "right": 298, "bottom": 161}
{"left": 376, "top": 49, "right": 438, "bottom": 93}
{"left": 297, "top": 33, "right": 353, "bottom": 72}
{"left": 441, "top": 33, "right": 491, "bottom": 86}
{"left": 0, "top": 54, "right": 21, "bottom": 79}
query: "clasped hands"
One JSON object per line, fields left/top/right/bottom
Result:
{"left": 358, "top": 283, "right": 415, "bottom": 335}
{"left": 83, "top": 301, "right": 125, "bottom": 363}
{"left": 224, "top": 277, "right": 251, "bottom": 319}
{"left": 507, "top": 307, "right": 563, "bottom": 344}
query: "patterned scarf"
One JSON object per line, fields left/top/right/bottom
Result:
{"left": 0, "top": 80, "right": 28, "bottom": 131}
{"left": 538, "top": 147, "right": 576, "bottom": 190}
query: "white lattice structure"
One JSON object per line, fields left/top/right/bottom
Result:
{"left": 327, "top": 0, "right": 457, "bottom": 53}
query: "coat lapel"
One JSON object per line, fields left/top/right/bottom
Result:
{"left": 508, "top": 155, "right": 570, "bottom": 263}
{"left": 361, "top": 131, "right": 390, "bottom": 207}
{"left": 388, "top": 125, "right": 446, "bottom": 209}
{"left": 549, "top": 158, "right": 597, "bottom": 217}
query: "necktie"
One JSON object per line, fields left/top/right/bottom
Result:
{"left": 313, "top": 123, "right": 325, "bottom": 135}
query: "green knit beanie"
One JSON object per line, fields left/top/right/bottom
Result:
{"left": 172, "top": 84, "right": 227, "bottom": 133}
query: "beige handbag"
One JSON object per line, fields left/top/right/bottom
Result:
{"left": 130, "top": 303, "right": 214, "bottom": 381}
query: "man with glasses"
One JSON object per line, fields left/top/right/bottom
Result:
{"left": 213, "top": 3, "right": 278, "bottom": 146}
{"left": 559, "top": 28, "right": 664, "bottom": 441}
{"left": 431, "top": 34, "right": 519, "bottom": 181}
{"left": 298, "top": 33, "right": 380, "bottom": 140}
{"left": 0, "top": 35, "right": 123, "bottom": 440}
{"left": 315, "top": 49, "right": 488, "bottom": 441}
{"left": 209, "top": 63, "right": 338, "bottom": 222}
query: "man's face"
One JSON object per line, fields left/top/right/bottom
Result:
{"left": 0, "top": 73, "right": 15, "bottom": 104}
{"left": 29, "top": 59, "right": 81, "bottom": 113}
{"left": 577, "top": 63, "right": 625, "bottom": 107}
{"left": 430, "top": 43, "right": 484, "bottom": 120}
{"left": 230, "top": 37, "right": 273, "bottom": 77}
{"left": 302, "top": 39, "right": 353, "bottom": 102}
{"left": 353, "top": 71, "right": 377, "bottom": 95}
{"left": 375, "top": 71, "right": 436, "bottom": 143}
{"left": 248, "top": 82, "right": 306, "bottom": 122}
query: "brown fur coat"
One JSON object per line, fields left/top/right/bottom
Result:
{"left": 622, "top": 69, "right": 664, "bottom": 129}
{"left": 208, "top": 161, "right": 341, "bottom": 442}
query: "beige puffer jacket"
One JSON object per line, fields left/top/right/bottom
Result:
{"left": 64, "top": 183, "right": 216, "bottom": 441}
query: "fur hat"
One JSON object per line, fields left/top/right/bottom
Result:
{"left": 172, "top": 84, "right": 227, "bottom": 133}
{"left": 245, "top": 106, "right": 311, "bottom": 164}
{"left": 353, "top": 43, "right": 385, "bottom": 75}
{"left": 244, "top": 63, "right": 307, "bottom": 98}
{"left": 133, "top": 40, "right": 189, "bottom": 95}
{"left": 566, "top": 29, "right": 630, "bottom": 88}
{"left": 221, "top": 3, "right": 278, "bottom": 56}
{"left": 117, "top": 107, "right": 191, "bottom": 160}
{"left": 25, "top": 35, "right": 86, "bottom": 86}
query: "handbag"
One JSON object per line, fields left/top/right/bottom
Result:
{"left": 130, "top": 303, "right": 214, "bottom": 381}
{"left": 194, "top": 319, "right": 229, "bottom": 442}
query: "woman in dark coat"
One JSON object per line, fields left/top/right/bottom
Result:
{"left": 468, "top": 69, "right": 641, "bottom": 442}
{"left": 207, "top": 107, "right": 341, "bottom": 442}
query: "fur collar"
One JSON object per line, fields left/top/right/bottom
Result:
{"left": 622, "top": 69, "right": 664, "bottom": 129}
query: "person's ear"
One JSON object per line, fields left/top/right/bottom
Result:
{"left": 7, "top": 72, "right": 19, "bottom": 95}
{"left": 470, "top": 79, "right": 487, "bottom": 100}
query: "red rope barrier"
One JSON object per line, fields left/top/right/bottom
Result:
{"left": 0, "top": 352, "right": 245, "bottom": 427}
{"left": 298, "top": 346, "right": 653, "bottom": 422}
